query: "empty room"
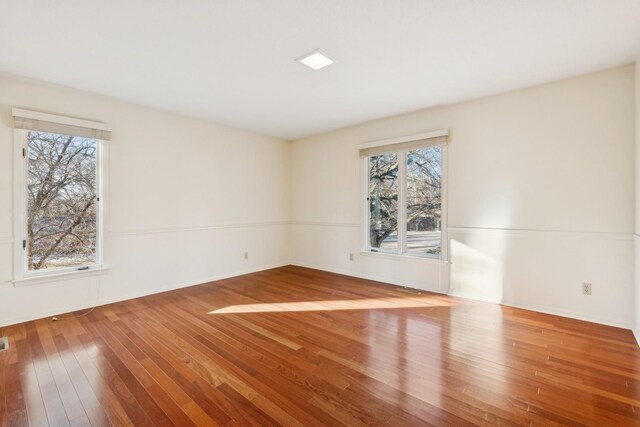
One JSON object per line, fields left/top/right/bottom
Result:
{"left": 1, "top": 1, "right": 640, "bottom": 426}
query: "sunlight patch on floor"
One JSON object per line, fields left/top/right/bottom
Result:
{"left": 209, "top": 296, "right": 455, "bottom": 314}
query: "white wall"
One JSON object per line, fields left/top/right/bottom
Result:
{"left": 291, "top": 65, "right": 635, "bottom": 328}
{"left": 635, "top": 58, "right": 640, "bottom": 340}
{"left": 0, "top": 74, "right": 291, "bottom": 327}
{"left": 1, "top": 65, "right": 636, "bottom": 331}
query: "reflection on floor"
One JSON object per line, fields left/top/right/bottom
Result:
{"left": 1, "top": 265, "right": 639, "bottom": 426}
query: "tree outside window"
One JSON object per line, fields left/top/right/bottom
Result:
{"left": 26, "top": 131, "right": 98, "bottom": 270}
{"left": 368, "top": 145, "right": 442, "bottom": 257}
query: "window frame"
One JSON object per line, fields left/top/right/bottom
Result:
{"left": 361, "top": 137, "right": 448, "bottom": 262}
{"left": 12, "top": 128, "right": 107, "bottom": 283}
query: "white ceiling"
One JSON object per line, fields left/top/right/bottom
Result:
{"left": 1, "top": 1, "right": 640, "bottom": 140}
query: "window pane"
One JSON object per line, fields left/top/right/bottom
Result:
{"left": 27, "top": 131, "right": 98, "bottom": 271}
{"left": 369, "top": 153, "right": 398, "bottom": 252}
{"left": 406, "top": 146, "right": 441, "bottom": 257}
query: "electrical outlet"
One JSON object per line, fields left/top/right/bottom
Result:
{"left": 244, "top": 252, "right": 249, "bottom": 260}
{"left": 582, "top": 282, "right": 592, "bottom": 295}
{"left": 349, "top": 253, "right": 354, "bottom": 261}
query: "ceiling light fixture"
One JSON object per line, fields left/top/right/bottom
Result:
{"left": 295, "top": 49, "right": 334, "bottom": 70}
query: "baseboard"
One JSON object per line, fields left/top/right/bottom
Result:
{"left": 503, "top": 301, "right": 632, "bottom": 329}
{"left": 292, "top": 261, "right": 633, "bottom": 331}
{"left": 0, "top": 261, "right": 289, "bottom": 328}
{"left": 3, "top": 260, "right": 634, "bottom": 336}
{"left": 290, "top": 260, "right": 445, "bottom": 294}
{"left": 448, "top": 290, "right": 632, "bottom": 329}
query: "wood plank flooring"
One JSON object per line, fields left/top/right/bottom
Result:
{"left": 1, "top": 265, "right": 640, "bottom": 426}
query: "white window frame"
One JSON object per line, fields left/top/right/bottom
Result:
{"left": 361, "top": 132, "right": 448, "bottom": 262}
{"left": 12, "top": 128, "right": 108, "bottom": 285}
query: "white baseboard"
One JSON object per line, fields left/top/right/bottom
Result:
{"left": 3, "top": 260, "right": 635, "bottom": 340}
{"left": 0, "top": 261, "right": 288, "bottom": 328}
{"left": 290, "top": 260, "right": 445, "bottom": 294}
{"left": 502, "top": 301, "right": 632, "bottom": 329}
{"left": 448, "top": 290, "right": 632, "bottom": 329}
{"left": 293, "top": 261, "right": 633, "bottom": 331}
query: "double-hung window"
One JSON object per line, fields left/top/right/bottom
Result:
{"left": 361, "top": 130, "right": 447, "bottom": 260}
{"left": 12, "top": 109, "right": 111, "bottom": 281}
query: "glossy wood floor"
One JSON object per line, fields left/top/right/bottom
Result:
{"left": 1, "top": 266, "right": 640, "bottom": 426}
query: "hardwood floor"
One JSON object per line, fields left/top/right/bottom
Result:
{"left": 1, "top": 265, "right": 639, "bottom": 426}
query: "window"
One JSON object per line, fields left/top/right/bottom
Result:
{"left": 368, "top": 152, "right": 399, "bottom": 252}
{"left": 362, "top": 131, "right": 447, "bottom": 259}
{"left": 12, "top": 109, "right": 111, "bottom": 280}
{"left": 26, "top": 132, "right": 99, "bottom": 271}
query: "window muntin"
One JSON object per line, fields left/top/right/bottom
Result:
{"left": 366, "top": 145, "right": 444, "bottom": 259}
{"left": 25, "top": 131, "right": 99, "bottom": 272}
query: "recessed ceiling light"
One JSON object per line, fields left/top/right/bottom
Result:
{"left": 295, "top": 49, "right": 334, "bottom": 71}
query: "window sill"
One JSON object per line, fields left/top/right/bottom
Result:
{"left": 12, "top": 265, "right": 110, "bottom": 287}
{"left": 359, "top": 251, "right": 448, "bottom": 264}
